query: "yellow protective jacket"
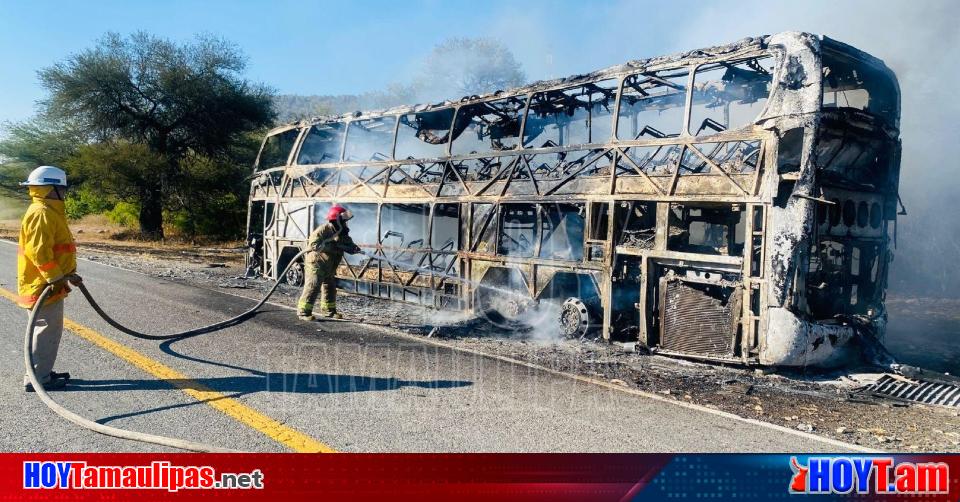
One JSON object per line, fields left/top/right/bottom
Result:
{"left": 17, "top": 186, "right": 76, "bottom": 308}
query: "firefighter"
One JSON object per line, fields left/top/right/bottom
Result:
{"left": 297, "top": 204, "right": 361, "bottom": 320}
{"left": 17, "top": 166, "right": 81, "bottom": 392}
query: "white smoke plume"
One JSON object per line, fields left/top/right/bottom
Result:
{"left": 488, "top": 0, "right": 960, "bottom": 297}
{"left": 665, "top": 0, "right": 960, "bottom": 297}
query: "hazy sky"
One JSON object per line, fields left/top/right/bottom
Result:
{"left": 2, "top": 0, "right": 951, "bottom": 124}
{"left": 0, "top": 0, "right": 673, "bottom": 124}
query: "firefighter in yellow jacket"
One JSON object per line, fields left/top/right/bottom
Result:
{"left": 297, "top": 204, "right": 361, "bottom": 320}
{"left": 17, "top": 166, "right": 81, "bottom": 392}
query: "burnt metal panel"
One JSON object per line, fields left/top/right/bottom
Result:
{"left": 659, "top": 278, "right": 740, "bottom": 357}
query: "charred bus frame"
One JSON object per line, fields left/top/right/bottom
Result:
{"left": 246, "top": 32, "right": 901, "bottom": 367}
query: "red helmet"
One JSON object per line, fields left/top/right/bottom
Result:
{"left": 326, "top": 204, "right": 353, "bottom": 222}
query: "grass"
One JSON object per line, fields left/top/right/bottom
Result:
{"left": 0, "top": 212, "right": 244, "bottom": 263}
{"left": 0, "top": 197, "right": 28, "bottom": 220}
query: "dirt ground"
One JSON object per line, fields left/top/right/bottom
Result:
{"left": 5, "top": 221, "right": 958, "bottom": 452}
{"left": 0, "top": 217, "right": 243, "bottom": 264}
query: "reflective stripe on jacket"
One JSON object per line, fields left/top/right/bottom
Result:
{"left": 17, "top": 186, "right": 76, "bottom": 308}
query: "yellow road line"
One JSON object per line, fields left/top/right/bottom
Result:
{"left": 1, "top": 288, "right": 335, "bottom": 453}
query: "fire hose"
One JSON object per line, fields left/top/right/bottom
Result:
{"left": 23, "top": 247, "right": 312, "bottom": 453}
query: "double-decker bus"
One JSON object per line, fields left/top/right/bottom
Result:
{"left": 246, "top": 32, "right": 901, "bottom": 367}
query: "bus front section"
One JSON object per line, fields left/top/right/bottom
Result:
{"left": 759, "top": 35, "right": 900, "bottom": 367}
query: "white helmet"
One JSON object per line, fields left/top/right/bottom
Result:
{"left": 21, "top": 166, "right": 68, "bottom": 187}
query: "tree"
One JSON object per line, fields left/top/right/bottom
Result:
{"left": 414, "top": 38, "right": 526, "bottom": 103}
{"left": 0, "top": 115, "right": 86, "bottom": 197}
{"left": 37, "top": 31, "right": 274, "bottom": 237}
{"left": 167, "top": 131, "right": 264, "bottom": 239}
{"left": 0, "top": 115, "right": 86, "bottom": 167}
{"left": 64, "top": 141, "right": 166, "bottom": 207}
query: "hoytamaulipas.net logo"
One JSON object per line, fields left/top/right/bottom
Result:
{"left": 23, "top": 460, "right": 264, "bottom": 492}
{"left": 789, "top": 456, "right": 948, "bottom": 495}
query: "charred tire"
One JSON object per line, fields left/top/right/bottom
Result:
{"left": 560, "top": 297, "right": 592, "bottom": 339}
{"left": 284, "top": 260, "right": 304, "bottom": 287}
{"left": 476, "top": 289, "right": 527, "bottom": 325}
{"left": 474, "top": 268, "right": 529, "bottom": 326}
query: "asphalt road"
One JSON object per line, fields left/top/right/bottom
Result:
{"left": 0, "top": 241, "right": 859, "bottom": 452}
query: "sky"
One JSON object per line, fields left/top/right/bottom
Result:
{"left": 0, "top": 0, "right": 947, "bottom": 124}
{"left": 0, "top": 0, "right": 692, "bottom": 124}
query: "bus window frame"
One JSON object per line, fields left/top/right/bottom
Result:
{"left": 395, "top": 107, "right": 458, "bottom": 160}
{"left": 687, "top": 56, "right": 774, "bottom": 138}
{"left": 451, "top": 95, "right": 529, "bottom": 155}
{"left": 296, "top": 122, "right": 347, "bottom": 165}
{"left": 521, "top": 80, "right": 621, "bottom": 149}
{"left": 254, "top": 125, "right": 303, "bottom": 171}
{"left": 613, "top": 69, "right": 693, "bottom": 142}
{"left": 343, "top": 115, "right": 401, "bottom": 162}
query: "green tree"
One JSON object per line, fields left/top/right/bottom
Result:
{"left": 168, "top": 131, "right": 264, "bottom": 238}
{"left": 64, "top": 140, "right": 167, "bottom": 210}
{"left": 38, "top": 31, "right": 274, "bottom": 237}
{"left": 0, "top": 114, "right": 85, "bottom": 197}
{"left": 0, "top": 115, "right": 85, "bottom": 167}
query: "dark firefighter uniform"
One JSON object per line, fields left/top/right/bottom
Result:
{"left": 297, "top": 205, "right": 361, "bottom": 320}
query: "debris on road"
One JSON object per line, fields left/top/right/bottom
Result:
{"left": 218, "top": 279, "right": 249, "bottom": 289}
{"left": 43, "top": 242, "right": 960, "bottom": 452}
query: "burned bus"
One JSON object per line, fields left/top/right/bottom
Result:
{"left": 246, "top": 32, "right": 901, "bottom": 367}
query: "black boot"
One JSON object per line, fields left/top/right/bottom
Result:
{"left": 24, "top": 373, "right": 69, "bottom": 393}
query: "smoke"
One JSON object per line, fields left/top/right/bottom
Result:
{"left": 690, "top": 1, "right": 960, "bottom": 296}
{"left": 665, "top": 0, "right": 960, "bottom": 298}
{"left": 411, "top": 38, "right": 526, "bottom": 105}
{"left": 486, "top": 0, "right": 959, "bottom": 297}
{"left": 514, "top": 300, "right": 564, "bottom": 342}
{"left": 611, "top": 0, "right": 960, "bottom": 296}
{"left": 424, "top": 295, "right": 566, "bottom": 342}
{"left": 274, "top": 37, "right": 526, "bottom": 122}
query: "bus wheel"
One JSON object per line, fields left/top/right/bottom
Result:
{"left": 476, "top": 285, "right": 528, "bottom": 325}
{"left": 285, "top": 260, "right": 304, "bottom": 287}
{"left": 502, "top": 298, "right": 526, "bottom": 319}
{"left": 560, "top": 297, "right": 591, "bottom": 339}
